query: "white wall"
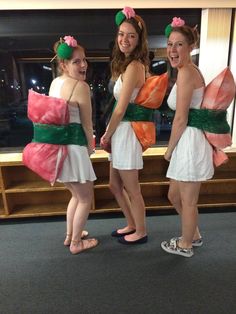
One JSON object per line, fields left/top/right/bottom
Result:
{"left": 0, "top": 0, "right": 235, "bottom": 10}
{"left": 199, "top": 9, "right": 236, "bottom": 147}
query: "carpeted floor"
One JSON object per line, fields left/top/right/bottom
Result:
{"left": 0, "top": 211, "right": 236, "bottom": 314}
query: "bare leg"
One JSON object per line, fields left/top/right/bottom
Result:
{"left": 70, "top": 181, "right": 93, "bottom": 242}
{"left": 69, "top": 181, "right": 98, "bottom": 254}
{"left": 119, "top": 169, "right": 147, "bottom": 241}
{"left": 64, "top": 183, "right": 78, "bottom": 237}
{"left": 109, "top": 165, "right": 135, "bottom": 232}
{"left": 178, "top": 181, "right": 201, "bottom": 248}
{"left": 63, "top": 183, "right": 88, "bottom": 246}
{"left": 168, "top": 179, "right": 201, "bottom": 240}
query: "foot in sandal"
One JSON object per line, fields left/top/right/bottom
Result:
{"left": 70, "top": 238, "right": 99, "bottom": 255}
{"left": 64, "top": 230, "right": 89, "bottom": 246}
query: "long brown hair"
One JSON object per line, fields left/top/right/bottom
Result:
{"left": 111, "top": 15, "right": 149, "bottom": 80}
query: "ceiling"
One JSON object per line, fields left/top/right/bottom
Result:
{"left": 0, "top": 9, "right": 201, "bottom": 58}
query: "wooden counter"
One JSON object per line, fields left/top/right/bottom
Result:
{"left": 0, "top": 147, "right": 236, "bottom": 219}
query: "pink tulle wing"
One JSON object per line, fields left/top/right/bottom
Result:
{"left": 205, "top": 133, "right": 232, "bottom": 149}
{"left": 202, "top": 67, "right": 236, "bottom": 110}
{"left": 27, "top": 90, "right": 69, "bottom": 124}
{"left": 213, "top": 149, "right": 229, "bottom": 167}
{"left": 23, "top": 91, "right": 70, "bottom": 184}
{"left": 23, "top": 143, "right": 67, "bottom": 184}
{"left": 201, "top": 67, "right": 235, "bottom": 157}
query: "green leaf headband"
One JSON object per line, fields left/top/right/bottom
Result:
{"left": 165, "top": 17, "right": 185, "bottom": 37}
{"left": 55, "top": 35, "right": 78, "bottom": 60}
{"left": 115, "top": 6, "right": 142, "bottom": 28}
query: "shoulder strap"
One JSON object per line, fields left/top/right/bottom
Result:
{"left": 193, "top": 64, "right": 205, "bottom": 85}
{"left": 67, "top": 80, "right": 79, "bottom": 102}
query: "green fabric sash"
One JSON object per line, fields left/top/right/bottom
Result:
{"left": 33, "top": 122, "right": 87, "bottom": 145}
{"left": 113, "top": 101, "right": 154, "bottom": 122}
{"left": 187, "top": 108, "right": 230, "bottom": 134}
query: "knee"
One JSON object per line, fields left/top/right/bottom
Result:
{"left": 109, "top": 181, "right": 123, "bottom": 197}
{"left": 125, "top": 185, "right": 141, "bottom": 200}
{"left": 181, "top": 198, "right": 198, "bottom": 209}
{"left": 168, "top": 189, "right": 179, "bottom": 206}
{"left": 78, "top": 193, "right": 93, "bottom": 205}
{"left": 71, "top": 194, "right": 78, "bottom": 202}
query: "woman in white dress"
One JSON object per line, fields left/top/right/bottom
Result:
{"left": 49, "top": 36, "right": 98, "bottom": 254}
{"left": 161, "top": 18, "right": 214, "bottom": 257}
{"left": 100, "top": 7, "right": 149, "bottom": 244}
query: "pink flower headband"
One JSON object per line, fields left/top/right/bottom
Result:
{"left": 63, "top": 35, "right": 77, "bottom": 47}
{"left": 165, "top": 17, "right": 185, "bottom": 37}
{"left": 115, "top": 6, "right": 142, "bottom": 29}
{"left": 51, "top": 35, "right": 78, "bottom": 62}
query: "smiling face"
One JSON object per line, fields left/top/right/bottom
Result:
{"left": 117, "top": 21, "right": 139, "bottom": 57}
{"left": 167, "top": 31, "right": 193, "bottom": 69}
{"left": 61, "top": 47, "right": 87, "bottom": 81}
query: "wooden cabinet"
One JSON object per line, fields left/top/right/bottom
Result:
{"left": 0, "top": 147, "right": 236, "bottom": 219}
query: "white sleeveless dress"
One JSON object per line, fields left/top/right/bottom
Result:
{"left": 110, "top": 75, "right": 143, "bottom": 170}
{"left": 166, "top": 84, "right": 214, "bottom": 181}
{"left": 49, "top": 77, "right": 96, "bottom": 183}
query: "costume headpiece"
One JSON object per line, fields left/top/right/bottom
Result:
{"left": 115, "top": 6, "right": 142, "bottom": 29}
{"left": 51, "top": 35, "right": 78, "bottom": 62}
{"left": 165, "top": 17, "right": 185, "bottom": 37}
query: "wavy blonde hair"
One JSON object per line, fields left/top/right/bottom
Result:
{"left": 170, "top": 25, "right": 199, "bottom": 47}
{"left": 53, "top": 40, "right": 85, "bottom": 74}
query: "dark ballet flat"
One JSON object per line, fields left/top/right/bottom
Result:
{"left": 118, "top": 235, "right": 148, "bottom": 245}
{"left": 111, "top": 229, "right": 136, "bottom": 237}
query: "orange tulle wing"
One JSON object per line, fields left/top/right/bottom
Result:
{"left": 132, "top": 73, "right": 168, "bottom": 151}
{"left": 131, "top": 122, "right": 156, "bottom": 152}
{"left": 135, "top": 72, "right": 168, "bottom": 109}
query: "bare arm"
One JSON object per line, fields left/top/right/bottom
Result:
{"left": 102, "top": 61, "right": 145, "bottom": 142}
{"left": 72, "top": 81, "right": 94, "bottom": 155}
{"left": 164, "top": 67, "right": 195, "bottom": 161}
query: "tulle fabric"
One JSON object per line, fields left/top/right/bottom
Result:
{"left": 201, "top": 67, "right": 235, "bottom": 166}
{"left": 23, "top": 90, "right": 69, "bottom": 184}
{"left": 132, "top": 72, "right": 168, "bottom": 151}
{"left": 101, "top": 73, "right": 168, "bottom": 153}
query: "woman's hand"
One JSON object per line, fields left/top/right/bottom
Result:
{"left": 164, "top": 150, "right": 172, "bottom": 162}
{"left": 100, "top": 133, "right": 111, "bottom": 153}
{"left": 100, "top": 133, "right": 110, "bottom": 144}
{"left": 87, "top": 145, "right": 94, "bottom": 156}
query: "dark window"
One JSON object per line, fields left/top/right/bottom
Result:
{"left": 0, "top": 9, "right": 201, "bottom": 151}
